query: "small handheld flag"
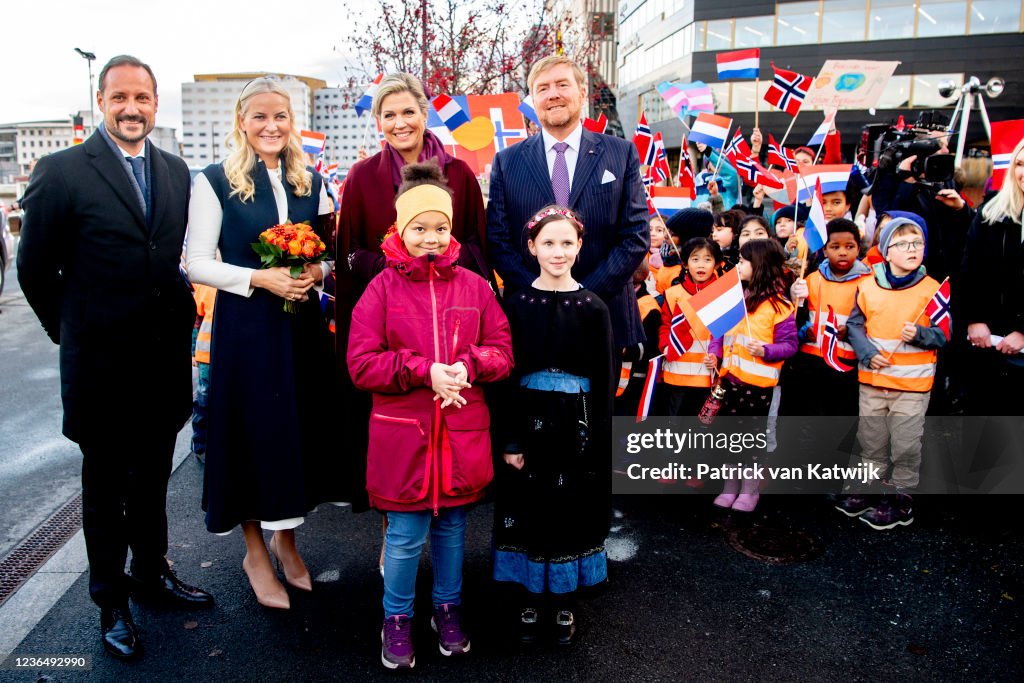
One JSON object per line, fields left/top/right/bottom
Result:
{"left": 667, "top": 304, "right": 694, "bottom": 362}
{"left": 636, "top": 355, "right": 664, "bottom": 423}
{"left": 924, "top": 277, "right": 951, "bottom": 340}
{"left": 724, "top": 128, "right": 752, "bottom": 164}
{"left": 650, "top": 186, "right": 693, "bottom": 217}
{"left": 807, "top": 110, "right": 837, "bottom": 147}
{"left": 633, "top": 112, "right": 656, "bottom": 167}
{"left": 764, "top": 63, "right": 812, "bottom": 117}
{"left": 677, "top": 137, "right": 696, "bottom": 198}
{"left": 767, "top": 134, "right": 798, "bottom": 172}
{"left": 300, "top": 130, "right": 326, "bottom": 156}
{"left": 689, "top": 113, "right": 733, "bottom": 150}
{"left": 583, "top": 114, "right": 608, "bottom": 134}
{"left": 354, "top": 74, "right": 383, "bottom": 116}
{"left": 796, "top": 164, "right": 852, "bottom": 202}
{"left": 431, "top": 94, "right": 471, "bottom": 131}
{"left": 990, "top": 119, "right": 1024, "bottom": 188}
{"left": 822, "top": 306, "right": 853, "bottom": 372}
{"left": 652, "top": 132, "right": 672, "bottom": 183}
{"left": 688, "top": 267, "right": 746, "bottom": 339}
{"left": 716, "top": 48, "right": 760, "bottom": 80}
{"left": 803, "top": 178, "right": 828, "bottom": 253}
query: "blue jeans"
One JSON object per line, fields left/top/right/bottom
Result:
{"left": 383, "top": 507, "right": 467, "bottom": 618}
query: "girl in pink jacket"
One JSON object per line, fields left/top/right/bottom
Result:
{"left": 348, "top": 161, "right": 513, "bottom": 670}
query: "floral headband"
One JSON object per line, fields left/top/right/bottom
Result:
{"left": 526, "top": 207, "right": 583, "bottom": 234}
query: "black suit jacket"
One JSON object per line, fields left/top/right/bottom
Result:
{"left": 486, "top": 128, "right": 649, "bottom": 348}
{"left": 18, "top": 131, "right": 196, "bottom": 443}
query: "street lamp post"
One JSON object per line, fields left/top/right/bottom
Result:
{"left": 74, "top": 48, "right": 96, "bottom": 134}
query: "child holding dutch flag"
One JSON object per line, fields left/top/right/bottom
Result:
{"left": 698, "top": 239, "right": 798, "bottom": 512}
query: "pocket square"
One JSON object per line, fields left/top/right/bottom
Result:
{"left": 601, "top": 170, "right": 616, "bottom": 184}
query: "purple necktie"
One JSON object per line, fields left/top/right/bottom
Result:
{"left": 551, "top": 141, "right": 570, "bottom": 206}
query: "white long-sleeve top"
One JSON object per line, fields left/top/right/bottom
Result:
{"left": 186, "top": 165, "right": 333, "bottom": 296}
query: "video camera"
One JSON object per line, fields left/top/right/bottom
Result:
{"left": 858, "top": 112, "right": 955, "bottom": 195}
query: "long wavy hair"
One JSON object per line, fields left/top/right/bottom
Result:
{"left": 224, "top": 78, "right": 311, "bottom": 202}
{"left": 739, "top": 238, "right": 790, "bottom": 314}
{"left": 981, "top": 136, "right": 1024, "bottom": 226}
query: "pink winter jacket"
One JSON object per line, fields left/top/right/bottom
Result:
{"left": 347, "top": 233, "right": 514, "bottom": 513}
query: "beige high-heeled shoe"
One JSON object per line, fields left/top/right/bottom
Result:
{"left": 242, "top": 553, "right": 290, "bottom": 610}
{"left": 269, "top": 534, "right": 313, "bottom": 592}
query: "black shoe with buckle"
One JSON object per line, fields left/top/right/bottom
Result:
{"left": 129, "top": 566, "right": 214, "bottom": 608}
{"left": 101, "top": 605, "right": 141, "bottom": 660}
{"left": 555, "top": 609, "right": 577, "bottom": 646}
{"left": 518, "top": 607, "right": 539, "bottom": 645}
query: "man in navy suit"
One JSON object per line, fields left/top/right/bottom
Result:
{"left": 486, "top": 56, "right": 649, "bottom": 349}
{"left": 19, "top": 55, "right": 212, "bottom": 661}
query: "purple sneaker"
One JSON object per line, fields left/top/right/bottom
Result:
{"left": 381, "top": 615, "right": 415, "bottom": 669}
{"left": 834, "top": 494, "right": 876, "bottom": 518}
{"left": 431, "top": 603, "right": 471, "bottom": 656}
{"left": 860, "top": 495, "right": 914, "bottom": 530}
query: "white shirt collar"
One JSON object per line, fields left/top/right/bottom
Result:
{"left": 115, "top": 142, "right": 145, "bottom": 160}
{"left": 541, "top": 122, "right": 584, "bottom": 153}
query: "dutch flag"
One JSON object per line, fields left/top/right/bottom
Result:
{"left": 636, "top": 355, "right": 664, "bottom": 423}
{"left": 431, "top": 94, "right": 471, "bottom": 131}
{"left": 354, "top": 74, "right": 383, "bottom": 117}
{"left": 796, "top": 164, "right": 852, "bottom": 202}
{"left": 716, "top": 49, "right": 760, "bottom": 80}
{"left": 803, "top": 178, "right": 829, "bottom": 254}
{"left": 807, "top": 110, "right": 837, "bottom": 147}
{"left": 688, "top": 113, "right": 733, "bottom": 150}
{"left": 688, "top": 268, "right": 746, "bottom": 339}
{"left": 650, "top": 186, "right": 692, "bottom": 217}
{"left": 300, "top": 130, "right": 326, "bottom": 156}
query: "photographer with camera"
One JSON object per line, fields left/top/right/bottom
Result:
{"left": 864, "top": 113, "right": 973, "bottom": 283}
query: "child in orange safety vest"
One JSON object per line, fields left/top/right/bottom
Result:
{"left": 843, "top": 216, "right": 947, "bottom": 530}
{"left": 191, "top": 283, "right": 217, "bottom": 462}
{"left": 785, "top": 218, "right": 870, "bottom": 417}
{"left": 706, "top": 239, "right": 798, "bottom": 512}
{"left": 658, "top": 237, "right": 723, "bottom": 417}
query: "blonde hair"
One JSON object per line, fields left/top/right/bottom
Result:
{"left": 224, "top": 78, "right": 311, "bottom": 202}
{"left": 527, "top": 56, "right": 586, "bottom": 92}
{"left": 981, "top": 137, "right": 1024, "bottom": 226}
{"left": 371, "top": 73, "right": 429, "bottom": 119}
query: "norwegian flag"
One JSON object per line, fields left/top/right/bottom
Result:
{"left": 583, "top": 114, "right": 608, "bottom": 134}
{"left": 734, "top": 157, "right": 784, "bottom": 189}
{"left": 822, "top": 306, "right": 854, "bottom": 373}
{"left": 641, "top": 171, "right": 657, "bottom": 215}
{"left": 764, "top": 63, "right": 813, "bottom": 117}
{"left": 652, "top": 132, "right": 672, "bottom": 183}
{"left": 991, "top": 119, "right": 1024, "bottom": 187}
{"left": 724, "top": 128, "right": 752, "bottom": 165}
{"left": 767, "top": 134, "right": 798, "bottom": 172}
{"left": 667, "top": 304, "right": 695, "bottom": 362}
{"left": 925, "top": 277, "right": 952, "bottom": 340}
{"left": 677, "top": 136, "right": 696, "bottom": 199}
{"left": 633, "top": 112, "right": 656, "bottom": 167}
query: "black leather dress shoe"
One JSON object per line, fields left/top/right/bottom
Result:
{"left": 101, "top": 606, "right": 141, "bottom": 660}
{"left": 129, "top": 568, "right": 214, "bottom": 608}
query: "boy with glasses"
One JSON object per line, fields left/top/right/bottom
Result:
{"left": 842, "top": 216, "right": 947, "bottom": 529}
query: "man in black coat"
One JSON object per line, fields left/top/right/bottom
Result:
{"left": 18, "top": 55, "right": 212, "bottom": 660}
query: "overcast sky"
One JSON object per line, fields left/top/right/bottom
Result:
{"left": 1, "top": 0, "right": 379, "bottom": 132}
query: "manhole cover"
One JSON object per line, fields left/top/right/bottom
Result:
{"left": 726, "top": 525, "right": 822, "bottom": 564}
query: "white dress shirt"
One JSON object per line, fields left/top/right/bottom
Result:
{"left": 541, "top": 123, "right": 584, "bottom": 192}
{"left": 186, "top": 165, "right": 333, "bottom": 297}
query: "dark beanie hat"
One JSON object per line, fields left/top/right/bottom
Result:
{"left": 665, "top": 208, "right": 714, "bottom": 242}
{"left": 772, "top": 203, "right": 810, "bottom": 224}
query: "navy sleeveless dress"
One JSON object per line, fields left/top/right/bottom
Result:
{"left": 202, "top": 161, "right": 346, "bottom": 533}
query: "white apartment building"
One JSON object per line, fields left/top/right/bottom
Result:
{"left": 312, "top": 88, "right": 367, "bottom": 176}
{"left": 13, "top": 111, "right": 178, "bottom": 174}
{"left": 181, "top": 73, "right": 325, "bottom": 169}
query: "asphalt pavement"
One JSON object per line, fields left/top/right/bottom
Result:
{"left": 1, "top": 454, "right": 1021, "bottom": 682}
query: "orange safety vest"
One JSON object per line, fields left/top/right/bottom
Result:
{"left": 800, "top": 271, "right": 867, "bottom": 363}
{"left": 856, "top": 275, "right": 940, "bottom": 392}
{"left": 660, "top": 285, "right": 713, "bottom": 388}
{"left": 655, "top": 263, "right": 682, "bottom": 295}
{"left": 193, "top": 284, "right": 217, "bottom": 364}
{"left": 618, "top": 294, "right": 662, "bottom": 397}
{"left": 721, "top": 297, "right": 795, "bottom": 388}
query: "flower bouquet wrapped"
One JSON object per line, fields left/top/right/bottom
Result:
{"left": 251, "top": 222, "right": 328, "bottom": 313}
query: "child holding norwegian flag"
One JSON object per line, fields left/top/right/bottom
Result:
{"left": 658, "top": 237, "right": 724, "bottom": 416}
{"left": 785, "top": 218, "right": 871, "bottom": 418}
{"left": 843, "top": 216, "right": 948, "bottom": 530}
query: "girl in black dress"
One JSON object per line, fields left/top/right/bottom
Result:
{"left": 493, "top": 206, "right": 615, "bottom": 646}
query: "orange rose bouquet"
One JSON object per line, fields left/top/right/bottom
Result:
{"left": 251, "top": 222, "right": 329, "bottom": 313}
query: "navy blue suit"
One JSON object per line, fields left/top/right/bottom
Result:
{"left": 486, "top": 128, "right": 649, "bottom": 347}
